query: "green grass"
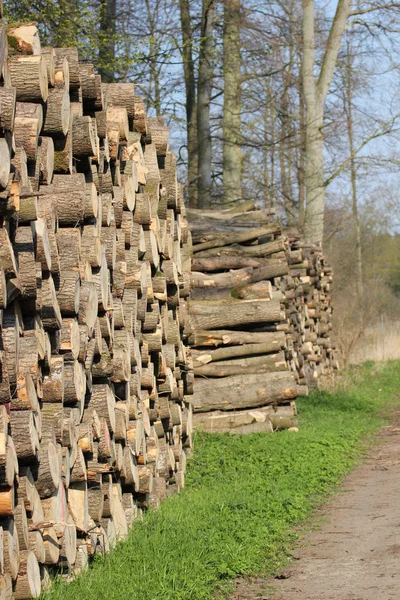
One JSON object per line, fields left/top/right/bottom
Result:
{"left": 45, "top": 361, "right": 400, "bottom": 600}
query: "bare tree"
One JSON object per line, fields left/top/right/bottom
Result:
{"left": 222, "top": 0, "right": 242, "bottom": 206}
{"left": 98, "top": 0, "right": 117, "bottom": 82}
{"left": 197, "top": 0, "right": 215, "bottom": 208}
{"left": 179, "top": 0, "right": 199, "bottom": 207}
{"left": 343, "top": 37, "right": 363, "bottom": 300}
{"left": 302, "top": 0, "right": 352, "bottom": 245}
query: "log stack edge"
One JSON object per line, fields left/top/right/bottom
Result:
{"left": 188, "top": 206, "right": 339, "bottom": 434}
{"left": 0, "top": 20, "right": 193, "bottom": 598}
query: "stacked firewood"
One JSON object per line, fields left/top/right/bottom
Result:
{"left": 283, "top": 231, "right": 339, "bottom": 387}
{"left": 187, "top": 205, "right": 300, "bottom": 434}
{"left": 187, "top": 205, "right": 338, "bottom": 434}
{"left": 0, "top": 22, "right": 193, "bottom": 597}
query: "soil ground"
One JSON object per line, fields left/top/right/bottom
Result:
{"left": 231, "top": 409, "right": 400, "bottom": 600}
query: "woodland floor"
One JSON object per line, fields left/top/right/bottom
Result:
{"left": 231, "top": 408, "right": 400, "bottom": 600}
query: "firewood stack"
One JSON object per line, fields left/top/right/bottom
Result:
{"left": 0, "top": 22, "right": 193, "bottom": 596}
{"left": 284, "top": 231, "right": 339, "bottom": 387}
{"left": 187, "top": 204, "right": 338, "bottom": 434}
{"left": 186, "top": 204, "right": 300, "bottom": 434}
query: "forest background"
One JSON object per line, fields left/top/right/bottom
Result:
{"left": 5, "top": 0, "right": 400, "bottom": 362}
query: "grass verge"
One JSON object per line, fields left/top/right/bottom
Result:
{"left": 45, "top": 361, "right": 400, "bottom": 600}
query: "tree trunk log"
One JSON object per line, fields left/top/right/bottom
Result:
{"left": 192, "top": 372, "right": 298, "bottom": 412}
{"left": 189, "top": 298, "right": 285, "bottom": 330}
{"left": 194, "top": 352, "right": 287, "bottom": 377}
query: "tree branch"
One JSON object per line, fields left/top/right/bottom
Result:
{"left": 350, "top": 3, "right": 400, "bottom": 17}
{"left": 324, "top": 116, "right": 400, "bottom": 187}
{"left": 317, "top": 0, "right": 352, "bottom": 105}
{"left": 302, "top": 0, "right": 316, "bottom": 106}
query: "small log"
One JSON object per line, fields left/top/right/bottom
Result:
{"left": 41, "top": 273, "right": 62, "bottom": 330}
{"left": 192, "top": 225, "right": 281, "bottom": 253}
{"left": 41, "top": 46, "right": 55, "bottom": 85}
{"left": 34, "top": 442, "right": 60, "bottom": 498}
{"left": 12, "top": 373, "right": 38, "bottom": 411}
{"left": 194, "top": 352, "right": 287, "bottom": 377}
{"left": 8, "top": 55, "right": 48, "bottom": 102}
{"left": 90, "top": 384, "right": 116, "bottom": 434}
{"left": 68, "top": 482, "right": 89, "bottom": 533}
{"left": 53, "top": 48, "right": 79, "bottom": 89}
{"left": 58, "top": 517, "right": 77, "bottom": 568}
{"left": 42, "top": 356, "right": 64, "bottom": 403}
{"left": 9, "top": 411, "right": 37, "bottom": 460}
{"left": 72, "top": 115, "right": 96, "bottom": 157}
{"left": 0, "top": 89, "right": 16, "bottom": 131}
{"left": 106, "top": 82, "right": 135, "bottom": 119}
{"left": 0, "top": 228, "right": 17, "bottom": 275}
{"left": 0, "top": 487, "right": 15, "bottom": 517}
{"left": 189, "top": 329, "right": 286, "bottom": 349}
{"left": 42, "top": 87, "right": 70, "bottom": 136}
{"left": 193, "top": 406, "right": 273, "bottom": 432}
{"left": 3, "top": 517, "right": 20, "bottom": 580}
{"left": 28, "top": 531, "right": 45, "bottom": 564}
{"left": 192, "top": 256, "right": 263, "bottom": 272}
{"left": 41, "top": 527, "right": 59, "bottom": 565}
{"left": 192, "top": 341, "right": 284, "bottom": 364}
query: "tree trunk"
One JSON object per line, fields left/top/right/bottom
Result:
{"left": 197, "top": 0, "right": 214, "bottom": 208}
{"left": 222, "top": 0, "right": 242, "bottom": 207}
{"left": 98, "top": 0, "right": 117, "bottom": 83}
{"left": 145, "top": 0, "right": 161, "bottom": 115}
{"left": 179, "top": 0, "right": 198, "bottom": 208}
{"left": 263, "top": 87, "right": 272, "bottom": 208}
{"left": 345, "top": 41, "right": 363, "bottom": 301}
{"left": 303, "top": 108, "right": 324, "bottom": 245}
{"left": 298, "top": 71, "right": 306, "bottom": 227}
{"left": 302, "top": 0, "right": 351, "bottom": 245}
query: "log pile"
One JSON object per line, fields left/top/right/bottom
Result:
{"left": 285, "top": 230, "right": 339, "bottom": 386}
{"left": 0, "top": 22, "right": 193, "bottom": 596}
{"left": 187, "top": 204, "right": 338, "bottom": 434}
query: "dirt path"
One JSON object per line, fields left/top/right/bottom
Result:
{"left": 231, "top": 410, "right": 400, "bottom": 600}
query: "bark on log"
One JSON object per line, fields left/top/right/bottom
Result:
{"left": 189, "top": 298, "right": 284, "bottom": 330}
{"left": 194, "top": 352, "right": 287, "bottom": 377}
{"left": 42, "top": 87, "right": 70, "bottom": 136}
{"left": 8, "top": 55, "right": 48, "bottom": 102}
{"left": 192, "top": 372, "right": 298, "bottom": 412}
{"left": 192, "top": 225, "right": 281, "bottom": 253}
{"left": 194, "top": 237, "right": 286, "bottom": 258}
{"left": 192, "top": 341, "right": 285, "bottom": 365}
